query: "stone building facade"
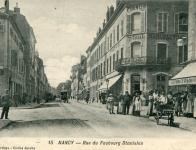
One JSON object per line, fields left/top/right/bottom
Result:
{"left": 86, "top": 0, "right": 188, "bottom": 100}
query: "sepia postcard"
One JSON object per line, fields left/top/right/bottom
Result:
{"left": 0, "top": 0, "right": 196, "bottom": 149}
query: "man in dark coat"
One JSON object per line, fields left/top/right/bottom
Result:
{"left": 1, "top": 89, "right": 12, "bottom": 119}
{"left": 122, "top": 91, "right": 132, "bottom": 115}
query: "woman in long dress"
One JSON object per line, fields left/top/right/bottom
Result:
{"left": 133, "top": 92, "right": 142, "bottom": 116}
{"left": 185, "top": 92, "right": 194, "bottom": 118}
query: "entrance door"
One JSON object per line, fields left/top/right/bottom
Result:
{"left": 156, "top": 74, "right": 166, "bottom": 92}
{"left": 131, "top": 74, "right": 140, "bottom": 94}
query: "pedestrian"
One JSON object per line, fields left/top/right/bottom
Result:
{"left": 147, "top": 90, "right": 154, "bottom": 116}
{"left": 1, "top": 89, "right": 12, "bottom": 120}
{"left": 107, "top": 93, "right": 114, "bottom": 114}
{"left": 132, "top": 91, "right": 142, "bottom": 116}
{"left": 181, "top": 91, "right": 188, "bottom": 115}
{"left": 185, "top": 92, "right": 194, "bottom": 118}
{"left": 122, "top": 91, "right": 132, "bottom": 115}
{"left": 117, "top": 92, "right": 124, "bottom": 114}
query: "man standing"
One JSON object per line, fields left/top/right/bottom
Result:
{"left": 123, "top": 91, "right": 132, "bottom": 115}
{"left": 107, "top": 93, "right": 115, "bottom": 114}
{"left": 1, "top": 89, "right": 12, "bottom": 119}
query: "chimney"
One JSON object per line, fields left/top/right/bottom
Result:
{"left": 14, "top": 2, "right": 20, "bottom": 14}
{"left": 4, "top": 0, "right": 9, "bottom": 13}
{"left": 106, "top": 7, "right": 110, "bottom": 22}
{"left": 109, "top": 5, "right": 114, "bottom": 18}
{"left": 116, "top": 0, "right": 121, "bottom": 7}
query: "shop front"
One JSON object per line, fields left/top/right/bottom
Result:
{"left": 169, "top": 62, "right": 196, "bottom": 117}
{"left": 98, "top": 74, "right": 122, "bottom": 104}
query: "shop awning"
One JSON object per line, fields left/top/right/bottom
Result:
{"left": 169, "top": 62, "right": 196, "bottom": 86}
{"left": 98, "top": 75, "right": 122, "bottom": 91}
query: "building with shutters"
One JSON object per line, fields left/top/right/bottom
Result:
{"left": 0, "top": 1, "right": 51, "bottom": 103}
{"left": 0, "top": 6, "right": 26, "bottom": 99}
{"left": 86, "top": 0, "right": 188, "bottom": 100}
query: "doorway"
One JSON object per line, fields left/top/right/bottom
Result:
{"left": 131, "top": 74, "right": 140, "bottom": 94}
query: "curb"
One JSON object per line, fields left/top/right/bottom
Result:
{"left": 0, "top": 120, "right": 12, "bottom": 129}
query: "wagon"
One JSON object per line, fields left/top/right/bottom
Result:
{"left": 154, "top": 102, "right": 175, "bottom": 126}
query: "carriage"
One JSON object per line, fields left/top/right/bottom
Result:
{"left": 154, "top": 101, "right": 175, "bottom": 126}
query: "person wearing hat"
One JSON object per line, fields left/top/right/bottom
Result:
{"left": 1, "top": 89, "right": 12, "bottom": 119}
{"left": 147, "top": 90, "right": 154, "bottom": 116}
{"left": 122, "top": 91, "right": 132, "bottom": 115}
{"left": 107, "top": 93, "right": 115, "bottom": 114}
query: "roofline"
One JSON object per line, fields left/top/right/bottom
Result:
{"left": 88, "top": 2, "right": 126, "bottom": 53}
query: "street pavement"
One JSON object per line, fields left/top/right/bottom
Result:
{"left": 0, "top": 100, "right": 195, "bottom": 138}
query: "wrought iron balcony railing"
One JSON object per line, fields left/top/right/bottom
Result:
{"left": 115, "top": 56, "right": 170, "bottom": 70}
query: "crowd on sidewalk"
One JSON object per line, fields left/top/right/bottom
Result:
{"left": 102, "top": 89, "right": 195, "bottom": 119}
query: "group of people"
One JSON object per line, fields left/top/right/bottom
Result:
{"left": 106, "top": 89, "right": 195, "bottom": 118}
{"left": 106, "top": 91, "right": 142, "bottom": 116}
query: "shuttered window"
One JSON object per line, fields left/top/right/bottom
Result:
{"left": 175, "top": 13, "right": 188, "bottom": 33}
{"left": 127, "top": 15, "right": 131, "bottom": 33}
{"left": 132, "top": 12, "right": 141, "bottom": 33}
{"left": 117, "top": 25, "right": 120, "bottom": 41}
{"left": 157, "top": 13, "right": 168, "bottom": 32}
{"left": 121, "top": 20, "right": 124, "bottom": 36}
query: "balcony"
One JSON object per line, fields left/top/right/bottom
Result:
{"left": 115, "top": 56, "right": 171, "bottom": 71}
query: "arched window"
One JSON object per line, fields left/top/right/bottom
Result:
{"left": 131, "top": 42, "right": 141, "bottom": 58}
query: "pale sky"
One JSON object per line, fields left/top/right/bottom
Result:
{"left": 0, "top": 0, "right": 115, "bottom": 87}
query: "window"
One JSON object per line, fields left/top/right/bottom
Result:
{"left": 110, "top": 56, "right": 112, "bottom": 73}
{"left": 132, "top": 13, "right": 141, "bottom": 33}
{"left": 175, "top": 13, "right": 188, "bottom": 33}
{"left": 157, "top": 43, "right": 167, "bottom": 63}
{"left": 113, "top": 54, "right": 115, "bottom": 70}
{"left": 121, "top": 48, "right": 124, "bottom": 58}
{"left": 100, "top": 63, "right": 103, "bottom": 78}
{"left": 131, "top": 42, "right": 141, "bottom": 58}
{"left": 121, "top": 20, "right": 124, "bottom": 37}
{"left": 110, "top": 33, "right": 112, "bottom": 48}
{"left": 0, "top": 21, "right": 5, "bottom": 33}
{"left": 179, "top": 45, "right": 188, "bottom": 63}
{"left": 107, "top": 59, "right": 109, "bottom": 74}
{"left": 116, "top": 50, "right": 119, "bottom": 60}
{"left": 103, "top": 61, "right": 106, "bottom": 75}
{"left": 157, "top": 13, "right": 168, "bottom": 32}
{"left": 11, "top": 50, "right": 18, "bottom": 66}
{"left": 113, "top": 29, "right": 115, "bottom": 44}
{"left": 117, "top": 25, "right": 120, "bottom": 41}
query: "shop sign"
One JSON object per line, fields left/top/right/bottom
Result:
{"left": 169, "top": 77, "right": 196, "bottom": 86}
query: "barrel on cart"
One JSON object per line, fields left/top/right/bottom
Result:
{"left": 154, "top": 101, "right": 175, "bottom": 126}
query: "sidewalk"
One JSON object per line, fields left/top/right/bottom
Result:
{"left": 0, "top": 103, "right": 43, "bottom": 129}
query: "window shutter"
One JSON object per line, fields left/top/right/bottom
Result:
{"left": 175, "top": 13, "right": 179, "bottom": 33}
{"left": 141, "top": 11, "right": 145, "bottom": 32}
{"left": 127, "top": 15, "right": 131, "bottom": 33}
